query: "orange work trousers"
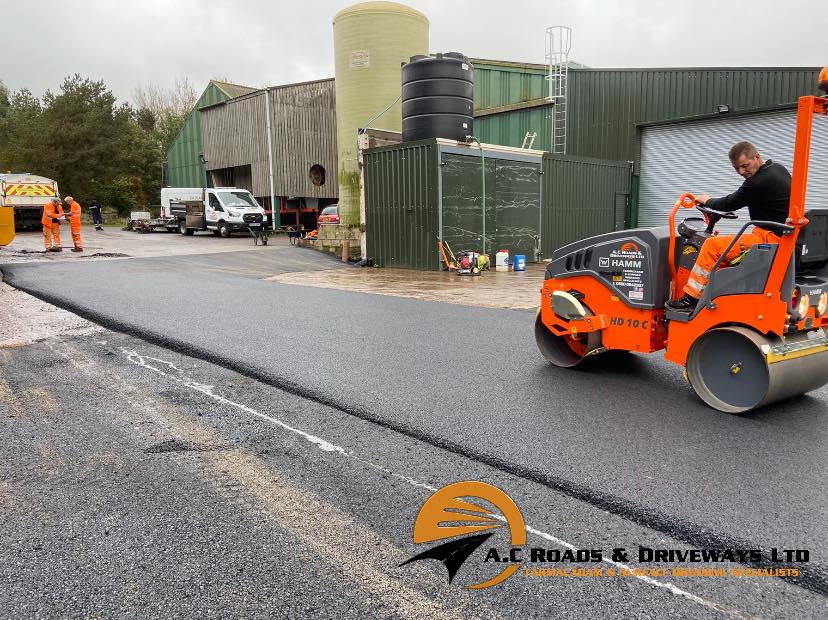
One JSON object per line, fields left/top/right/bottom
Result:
{"left": 43, "top": 222, "right": 61, "bottom": 250}
{"left": 684, "top": 227, "right": 780, "bottom": 297}
{"left": 69, "top": 219, "right": 83, "bottom": 250}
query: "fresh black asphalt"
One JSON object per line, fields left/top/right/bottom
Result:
{"left": 6, "top": 330, "right": 778, "bottom": 618}
{"left": 3, "top": 248, "right": 827, "bottom": 598}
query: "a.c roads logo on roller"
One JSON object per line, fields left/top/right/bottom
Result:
{"left": 400, "top": 481, "right": 526, "bottom": 589}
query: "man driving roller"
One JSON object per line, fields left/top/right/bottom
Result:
{"left": 665, "top": 141, "right": 792, "bottom": 311}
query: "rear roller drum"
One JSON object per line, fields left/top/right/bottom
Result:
{"left": 686, "top": 326, "right": 828, "bottom": 413}
{"left": 534, "top": 310, "right": 602, "bottom": 368}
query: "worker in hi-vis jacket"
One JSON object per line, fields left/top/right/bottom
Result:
{"left": 42, "top": 197, "right": 64, "bottom": 252}
{"left": 64, "top": 196, "right": 83, "bottom": 252}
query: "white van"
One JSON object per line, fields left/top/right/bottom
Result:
{"left": 160, "top": 187, "right": 267, "bottom": 237}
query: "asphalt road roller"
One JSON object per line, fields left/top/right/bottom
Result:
{"left": 535, "top": 93, "right": 828, "bottom": 413}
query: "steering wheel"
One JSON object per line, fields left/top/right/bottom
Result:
{"left": 695, "top": 203, "right": 737, "bottom": 233}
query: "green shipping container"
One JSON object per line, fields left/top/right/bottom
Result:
{"left": 364, "top": 140, "right": 632, "bottom": 270}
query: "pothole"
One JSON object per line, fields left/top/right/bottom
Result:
{"left": 144, "top": 439, "right": 228, "bottom": 454}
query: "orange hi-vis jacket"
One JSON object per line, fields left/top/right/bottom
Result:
{"left": 67, "top": 201, "right": 81, "bottom": 228}
{"left": 42, "top": 201, "right": 64, "bottom": 226}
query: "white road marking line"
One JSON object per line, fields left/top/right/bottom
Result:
{"left": 121, "top": 347, "right": 755, "bottom": 619}
{"left": 122, "top": 349, "right": 345, "bottom": 454}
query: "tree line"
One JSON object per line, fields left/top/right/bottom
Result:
{"left": 0, "top": 74, "right": 196, "bottom": 215}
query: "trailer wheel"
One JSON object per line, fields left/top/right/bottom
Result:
{"left": 219, "top": 221, "right": 231, "bottom": 238}
{"left": 178, "top": 220, "right": 193, "bottom": 236}
{"left": 262, "top": 235, "right": 269, "bottom": 246}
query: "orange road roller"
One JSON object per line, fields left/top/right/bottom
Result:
{"left": 535, "top": 94, "right": 828, "bottom": 413}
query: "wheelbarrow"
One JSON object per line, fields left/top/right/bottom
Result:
{"left": 244, "top": 213, "right": 270, "bottom": 246}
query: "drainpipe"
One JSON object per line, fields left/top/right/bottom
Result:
{"left": 264, "top": 88, "right": 278, "bottom": 230}
{"left": 466, "top": 136, "right": 486, "bottom": 256}
{"left": 353, "top": 94, "right": 403, "bottom": 257}
{"left": 437, "top": 146, "right": 444, "bottom": 270}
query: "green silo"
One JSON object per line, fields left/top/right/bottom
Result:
{"left": 333, "top": 1, "right": 429, "bottom": 227}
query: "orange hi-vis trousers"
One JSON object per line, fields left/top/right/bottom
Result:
{"left": 69, "top": 218, "right": 82, "bottom": 250}
{"left": 684, "top": 227, "right": 780, "bottom": 298}
{"left": 43, "top": 222, "right": 61, "bottom": 250}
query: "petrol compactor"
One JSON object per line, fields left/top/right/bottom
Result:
{"left": 535, "top": 91, "right": 828, "bottom": 413}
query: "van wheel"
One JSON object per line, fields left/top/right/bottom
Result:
{"left": 179, "top": 220, "right": 187, "bottom": 235}
{"left": 219, "top": 221, "right": 231, "bottom": 238}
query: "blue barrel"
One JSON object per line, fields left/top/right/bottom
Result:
{"left": 513, "top": 255, "right": 526, "bottom": 271}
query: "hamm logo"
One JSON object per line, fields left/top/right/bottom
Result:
{"left": 400, "top": 481, "right": 526, "bottom": 589}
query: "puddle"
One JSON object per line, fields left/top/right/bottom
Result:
{"left": 268, "top": 264, "right": 545, "bottom": 310}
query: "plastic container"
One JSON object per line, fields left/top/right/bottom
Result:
{"left": 513, "top": 254, "right": 526, "bottom": 271}
{"left": 402, "top": 52, "right": 474, "bottom": 142}
{"left": 495, "top": 249, "right": 509, "bottom": 271}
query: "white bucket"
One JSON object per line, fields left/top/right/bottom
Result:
{"left": 495, "top": 249, "right": 509, "bottom": 271}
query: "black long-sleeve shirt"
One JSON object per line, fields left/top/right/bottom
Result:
{"left": 705, "top": 159, "right": 791, "bottom": 226}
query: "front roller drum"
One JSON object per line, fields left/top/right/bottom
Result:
{"left": 686, "top": 326, "right": 828, "bottom": 413}
{"left": 534, "top": 310, "right": 602, "bottom": 368}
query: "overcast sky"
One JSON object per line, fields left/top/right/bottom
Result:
{"left": 6, "top": 0, "right": 824, "bottom": 105}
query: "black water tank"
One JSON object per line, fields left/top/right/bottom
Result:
{"left": 401, "top": 52, "right": 474, "bottom": 142}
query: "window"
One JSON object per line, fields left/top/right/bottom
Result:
{"left": 216, "top": 191, "right": 259, "bottom": 208}
{"left": 309, "top": 164, "right": 326, "bottom": 187}
{"left": 209, "top": 194, "right": 223, "bottom": 212}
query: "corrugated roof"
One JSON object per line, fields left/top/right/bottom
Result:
{"left": 200, "top": 78, "right": 336, "bottom": 110}
{"left": 470, "top": 58, "right": 589, "bottom": 72}
{"left": 210, "top": 80, "right": 257, "bottom": 99}
{"left": 470, "top": 58, "right": 548, "bottom": 72}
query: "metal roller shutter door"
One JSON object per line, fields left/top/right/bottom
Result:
{"left": 639, "top": 109, "right": 828, "bottom": 234}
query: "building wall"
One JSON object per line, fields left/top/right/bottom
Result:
{"left": 270, "top": 80, "right": 338, "bottom": 199}
{"left": 200, "top": 80, "right": 338, "bottom": 200}
{"left": 472, "top": 59, "right": 547, "bottom": 110}
{"left": 469, "top": 63, "right": 821, "bottom": 165}
{"left": 363, "top": 139, "right": 631, "bottom": 269}
{"left": 202, "top": 94, "right": 269, "bottom": 195}
{"left": 567, "top": 68, "right": 820, "bottom": 164}
{"left": 472, "top": 60, "right": 552, "bottom": 152}
{"left": 166, "top": 83, "right": 230, "bottom": 188}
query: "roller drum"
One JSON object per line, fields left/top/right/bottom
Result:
{"left": 534, "top": 309, "right": 602, "bottom": 368}
{"left": 686, "top": 326, "right": 828, "bottom": 413}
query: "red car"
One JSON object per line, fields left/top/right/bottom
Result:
{"left": 318, "top": 205, "right": 339, "bottom": 224}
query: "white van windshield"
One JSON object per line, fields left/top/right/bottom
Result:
{"left": 217, "top": 191, "right": 259, "bottom": 208}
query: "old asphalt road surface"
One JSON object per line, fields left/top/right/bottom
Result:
{"left": 1, "top": 245, "right": 826, "bottom": 618}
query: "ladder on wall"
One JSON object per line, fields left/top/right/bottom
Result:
{"left": 546, "top": 26, "right": 572, "bottom": 155}
{"left": 522, "top": 132, "right": 537, "bottom": 149}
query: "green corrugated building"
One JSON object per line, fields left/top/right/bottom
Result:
{"left": 470, "top": 59, "right": 821, "bottom": 162}
{"left": 164, "top": 80, "right": 256, "bottom": 188}
{"left": 166, "top": 65, "right": 819, "bottom": 190}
